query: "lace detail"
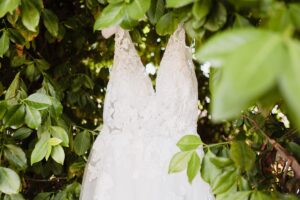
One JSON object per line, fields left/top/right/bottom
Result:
{"left": 80, "top": 26, "right": 215, "bottom": 200}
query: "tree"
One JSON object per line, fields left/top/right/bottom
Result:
{"left": 0, "top": 0, "right": 299, "bottom": 199}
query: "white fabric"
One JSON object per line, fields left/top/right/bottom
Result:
{"left": 80, "top": 26, "right": 214, "bottom": 200}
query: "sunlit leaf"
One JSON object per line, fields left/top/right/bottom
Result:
{"left": 51, "top": 145, "right": 65, "bottom": 165}
{"left": 176, "top": 135, "right": 203, "bottom": 151}
{"left": 169, "top": 151, "right": 193, "bottom": 173}
{"left": 187, "top": 151, "right": 201, "bottom": 183}
{"left": 94, "top": 3, "right": 125, "bottom": 30}
{"left": 0, "top": 167, "right": 21, "bottom": 194}
{"left": 0, "top": 0, "right": 20, "bottom": 18}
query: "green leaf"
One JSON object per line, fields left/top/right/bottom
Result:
{"left": 289, "top": 3, "right": 300, "bottom": 29}
{"left": 251, "top": 191, "right": 273, "bottom": 200}
{"left": 73, "top": 130, "right": 91, "bottom": 156}
{"left": 192, "top": 0, "right": 211, "bottom": 21}
{"left": 204, "top": 2, "right": 227, "bottom": 32}
{"left": 5, "top": 72, "right": 20, "bottom": 104}
{"left": 166, "top": 0, "right": 194, "bottom": 8}
{"left": 201, "top": 30, "right": 283, "bottom": 121}
{"left": 0, "top": 30, "right": 10, "bottom": 57}
{"left": 35, "top": 59, "right": 50, "bottom": 71}
{"left": 31, "top": 133, "right": 50, "bottom": 165}
{"left": 25, "top": 93, "right": 52, "bottom": 110}
{"left": 51, "top": 145, "right": 65, "bottom": 165}
{"left": 212, "top": 169, "right": 237, "bottom": 194}
{"left": 42, "top": 9, "right": 59, "bottom": 37}
{"left": 21, "top": 0, "right": 40, "bottom": 32}
{"left": 127, "top": 0, "right": 151, "bottom": 20}
{"left": 4, "top": 194, "right": 25, "bottom": 200}
{"left": 230, "top": 141, "right": 256, "bottom": 172}
{"left": 49, "top": 126, "right": 69, "bottom": 147}
{"left": 0, "top": 0, "right": 20, "bottom": 18}
{"left": 147, "top": 0, "right": 165, "bottom": 24}
{"left": 94, "top": 3, "right": 125, "bottom": 30}
{"left": 169, "top": 151, "right": 193, "bottom": 173}
{"left": 187, "top": 151, "right": 201, "bottom": 183}
{"left": 195, "top": 29, "right": 260, "bottom": 67}
{"left": 0, "top": 101, "right": 7, "bottom": 120}
{"left": 278, "top": 40, "right": 300, "bottom": 130}
{"left": 33, "top": 192, "right": 53, "bottom": 200}
{"left": 4, "top": 144, "right": 27, "bottom": 170}
{"left": 13, "top": 127, "right": 32, "bottom": 140}
{"left": 201, "top": 150, "right": 222, "bottom": 183}
{"left": 49, "top": 137, "right": 62, "bottom": 146}
{"left": 0, "top": 167, "right": 21, "bottom": 194}
{"left": 176, "top": 135, "right": 203, "bottom": 151}
{"left": 3, "top": 104, "right": 25, "bottom": 129}
{"left": 209, "top": 156, "right": 233, "bottom": 168}
{"left": 25, "top": 105, "right": 41, "bottom": 129}
{"left": 156, "top": 12, "right": 179, "bottom": 35}
{"left": 221, "top": 191, "right": 251, "bottom": 200}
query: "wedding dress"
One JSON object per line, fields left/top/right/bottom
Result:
{"left": 80, "top": 26, "right": 214, "bottom": 200}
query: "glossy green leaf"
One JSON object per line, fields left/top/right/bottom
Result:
{"left": 127, "top": 0, "right": 151, "bottom": 20}
{"left": 0, "top": 167, "right": 21, "bottom": 194}
{"left": 0, "top": 0, "right": 20, "bottom": 18}
{"left": 147, "top": 0, "right": 165, "bottom": 24}
{"left": 94, "top": 3, "right": 125, "bottom": 30}
{"left": 33, "top": 192, "right": 52, "bottom": 200}
{"left": 42, "top": 9, "right": 59, "bottom": 37}
{"left": 73, "top": 130, "right": 91, "bottom": 156}
{"left": 212, "top": 169, "right": 237, "bottom": 194}
{"left": 50, "top": 126, "right": 69, "bottom": 147}
{"left": 13, "top": 127, "right": 32, "bottom": 140}
{"left": 3, "top": 105, "right": 25, "bottom": 129}
{"left": 169, "top": 151, "right": 193, "bottom": 173}
{"left": 21, "top": 0, "right": 40, "bottom": 32}
{"left": 51, "top": 145, "right": 65, "bottom": 165}
{"left": 4, "top": 144, "right": 27, "bottom": 170}
{"left": 25, "top": 93, "right": 52, "bottom": 110}
{"left": 230, "top": 141, "right": 256, "bottom": 172}
{"left": 0, "top": 31, "right": 10, "bottom": 57}
{"left": 25, "top": 105, "right": 41, "bottom": 129}
{"left": 156, "top": 12, "right": 179, "bottom": 35}
{"left": 166, "top": 0, "right": 194, "bottom": 8}
{"left": 187, "top": 151, "right": 201, "bottom": 183}
{"left": 176, "top": 135, "right": 203, "bottom": 151}
{"left": 31, "top": 133, "right": 50, "bottom": 165}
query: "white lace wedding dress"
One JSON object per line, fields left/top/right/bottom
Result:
{"left": 80, "top": 26, "right": 214, "bottom": 200}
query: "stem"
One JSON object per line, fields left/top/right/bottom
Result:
{"left": 243, "top": 115, "right": 300, "bottom": 179}
{"left": 203, "top": 141, "right": 230, "bottom": 149}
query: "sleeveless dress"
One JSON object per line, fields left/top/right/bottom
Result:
{"left": 80, "top": 26, "right": 214, "bottom": 200}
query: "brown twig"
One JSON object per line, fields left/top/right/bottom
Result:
{"left": 243, "top": 115, "right": 300, "bottom": 179}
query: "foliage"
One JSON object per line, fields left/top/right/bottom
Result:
{"left": 0, "top": 0, "right": 300, "bottom": 199}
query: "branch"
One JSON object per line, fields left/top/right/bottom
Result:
{"left": 244, "top": 115, "right": 300, "bottom": 179}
